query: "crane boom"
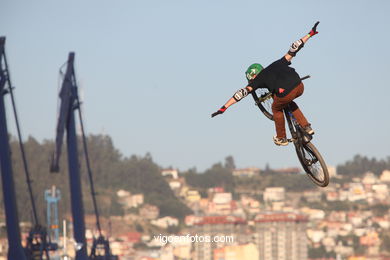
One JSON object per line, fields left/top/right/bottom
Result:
{"left": 0, "top": 36, "right": 28, "bottom": 260}
{"left": 50, "top": 52, "right": 89, "bottom": 260}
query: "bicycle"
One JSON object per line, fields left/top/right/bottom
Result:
{"left": 251, "top": 75, "right": 329, "bottom": 187}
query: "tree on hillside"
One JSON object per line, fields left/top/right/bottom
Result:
{"left": 5, "top": 134, "right": 191, "bottom": 221}
{"left": 224, "top": 156, "right": 236, "bottom": 171}
{"left": 337, "top": 154, "right": 390, "bottom": 176}
{"left": 184, "top": 162, "right": 234, "bottom": 192}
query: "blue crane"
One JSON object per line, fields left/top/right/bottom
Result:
{"left": 0, "top": 35, "right": 27, "bottom": 260}
{"left": 50, "top": 52, "right": 89, "bottom": 260}
{"left": 50, "top": 52, "right": 117, "bottom": 260}
{"left": 0, "top": 36, "right": 59, "bottom": 260}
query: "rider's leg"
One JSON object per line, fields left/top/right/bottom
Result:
{"left": 272, "top": 83, "right": 304, "bottom": 138}
{"left": 272, "top": 82, "right": 311, "bottom": 140}
{"left": 288, "top": 83, "right": 313, "bottom": 134}
{"left": 271, "top": 102, "right": 286, "bottom": 138}
{"left": 290, "top": 101, "right": 314, "bottom": 134}
{"left": 289, "top": 101, "right": 309, "bottom": 128}
{"left": 272, "top": 101, "right": 288, "bottom": 145}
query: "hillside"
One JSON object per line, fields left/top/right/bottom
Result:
{"left": 2, "top": 134, "right": 389, "bottom": 225}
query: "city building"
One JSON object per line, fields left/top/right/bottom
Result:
{"left": 303, "top": 190, "right": 322, "bottom": 202}
{"left": 240, "top": 195, "right": 261, "bottom": 215}
{"left": 213, "top": 243, "right": 259, "bottom": 260}
{"left": 186, "top": 190, "right": 201, "bottom": 203}
{"left": 254, "top": 212, "right": 308, "bottom": 260}
{"left": 151, "top": 216, "right": 179, "bottom": 229}
{"left": 116, "top": 190, "right": 144, "bottom": 209}
{"left": 168, "top": 180, "right": 181, "bottom": 190}
{"left": 348, "top": 183, "right": 366, "bottom": 201}
{"left": 380, "top": 170, "right": 390, "bottom": 182}
{"left": 193, "top": 216, "right": 247, "bottom": 260}
{"left": 327, "top": 166, "right": 338, "bottom": 177}
{"left": 273, "top": 167, "right": 302, "bottom": 174}
{"left": 263, "top": 187, "right": 285, "bottom": 202}
{"left": 372, "top": 184, "right": 389, "bottom": 201}
{"left": 362, "top": 172, "right": 378, "bottom": 185}
{"left": 161, "top": 169, "right": 179, "bottom": 179}
{"left": 208, "top": 192, "right": 233, "bottom": 215}
{"left": 185, "top": 215, "right": 202, "bottom": 226}
{"left": 139, "top": 204, "right": 159, "bottom": 220}
{"left": 232, "top": 167, "right": 261, "bottom": 177}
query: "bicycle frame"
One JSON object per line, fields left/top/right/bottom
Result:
{"left": 284, "top": 107, "right": 313, "bottom": 174}
{"left": 284, "top": 105, "right": 312, "bottom": 145}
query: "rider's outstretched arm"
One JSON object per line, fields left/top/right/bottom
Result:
{"left": 285, "top": 21, "right": 320, "bottom": 62}
{"left": 211, "top": 86, "right": 253, "bottom": 118}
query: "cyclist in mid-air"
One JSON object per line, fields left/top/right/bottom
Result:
{"left": 211, "top": 22, "right": 320, "bottom": 146}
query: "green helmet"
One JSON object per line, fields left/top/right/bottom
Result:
{"left": 245, "top": 63, "right": 263, "bottom": 81}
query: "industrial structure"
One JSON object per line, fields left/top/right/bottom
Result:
{"left": 1, "top": 37, "right": 116, "bottom": 259}
{"left": 50, "top": 52, "right": 117, "bottom": 260}
{"left": 0, "top": 35, "right": 27, "bottom": 260}
{"left": 45, "top": 186, "right": 62, "bottom": 260}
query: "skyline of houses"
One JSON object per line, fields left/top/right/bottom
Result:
{"left": 1, "top": 167, "right": 390, "bottom": 259}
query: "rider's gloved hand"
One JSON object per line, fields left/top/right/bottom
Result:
{"left": 211, "top": 106, "right": 227, "bottom": 118}
{"left": 308, "top": 21, "right": 320, "bottom": 37}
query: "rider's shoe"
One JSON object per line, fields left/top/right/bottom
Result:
{"left": 273, "top": 136, "right": 289, "bottom": 146}
{"left": 304, "top": 125, "right": 315, "bottom": 135}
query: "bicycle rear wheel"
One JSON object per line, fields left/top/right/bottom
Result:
{"left": 295, "top": 142, "right": 329, "bottom": 187}
{"left": 251, "top": 89, "right": 273, "bottom": 120}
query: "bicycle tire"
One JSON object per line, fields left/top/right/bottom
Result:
{"left": 251, "top": 89, "right": 273, "bottom": 121}
{"left": 295, "top": 142, "right": 329, "bottom": 187}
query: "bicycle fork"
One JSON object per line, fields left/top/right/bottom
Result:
{"left": 284, "top": 110, "right": 297, "bottom": 143}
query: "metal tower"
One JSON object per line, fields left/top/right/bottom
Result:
{"left": 50, "top": 52, "right": 89, "bottom": 260}
{"left": 0, "top": 36, "right": 28, "bottom": 260}
{"left": 50, "top": 52, "right": 117, "bottom": 260}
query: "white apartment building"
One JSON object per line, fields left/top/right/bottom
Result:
{"left": 192, "top": 216, "right": 247, "bottom": 260}
{"left": 263, "top": 187, "right": 285, "bottom": 202}
{"left": 254, "top": 212, "right": 308, "bottom": 260}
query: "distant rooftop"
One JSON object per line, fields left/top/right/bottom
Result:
{"left": 195, "top": 215, "right": 246, "bottom": 225}
{"left": 254, "top": 212, "right": 308, "bottom": 223}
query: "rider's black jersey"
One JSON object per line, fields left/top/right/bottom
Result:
{"left": 248, "top": 57, "right": 301, "bottom": 97}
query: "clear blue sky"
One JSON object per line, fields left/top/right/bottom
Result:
{"left": 1, "top": 0, "right": 389, "bottom": 171}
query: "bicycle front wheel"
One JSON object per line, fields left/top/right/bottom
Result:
{"left": 295, "top": 142, "right": 329, "bottom": 187}
{"left": 251, "top": 89, "right": 273, "bottom": 121}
